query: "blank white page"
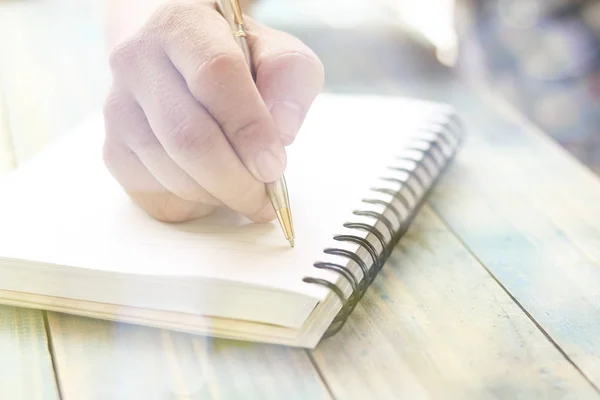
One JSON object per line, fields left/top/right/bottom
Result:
{"left": 0, "top": 93, "right": 447, "bottom": 301}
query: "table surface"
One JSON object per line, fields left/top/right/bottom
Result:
{"left": 2, "top": 1, "right": 600, "bottom": 399}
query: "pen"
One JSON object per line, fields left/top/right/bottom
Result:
{"left": 216, "top": 0, "right": 295, "bottom": 248}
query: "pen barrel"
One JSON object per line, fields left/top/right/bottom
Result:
{"left": 267, "top": 177, "right": 294, "bottom": 242}
{"left": 236, "top": 33, "right": 256, "bottom": 79}
{"left": 266, "top": 177, "right": 290, "bottom": 211}
{"left": 216, "top": 0, "right": 294, "bottom": 245}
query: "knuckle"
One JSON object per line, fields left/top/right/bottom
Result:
{"left": 193, "top": 51, "right": 245, "bottom": 87}
{"left": 130, "top": 127, "right": 157, "bottom": 152}
{"left": 167, "top": 117, "right": 217, "bottom": 158}
{"left": 228, "top": 117, "right": 268, "bottom": 148}
{"left": 103, "top": 92, "right": 154, "bottom": 148}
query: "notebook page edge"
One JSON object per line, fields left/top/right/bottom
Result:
{"left": 0, "top": 92, "right": 463, "bottom": 344}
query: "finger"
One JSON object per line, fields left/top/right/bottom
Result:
{"left": 155, "top": 3, "right": 286, "bottom": 183}
{"left": 108, "top": 41, "right": 276, "bottom": 222}
{"left": 103, "top": 89, "right": 221, "bottom": 206}
{"left": 102, "top": 140, "right": 216, "bottom": 223}
{"left": 247, "top": 18, "right": 325, "bottom": 145}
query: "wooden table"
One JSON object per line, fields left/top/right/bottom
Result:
{"left": 2, "top": 1, "right": 600, "bottom": 399}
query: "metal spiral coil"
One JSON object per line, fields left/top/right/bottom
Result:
{"left": 303, "top": 111, "right": 464, "bottom": 339}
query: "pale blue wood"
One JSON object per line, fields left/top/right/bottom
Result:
{"left": 0, "top": 306, "right": 59, "bottom": 400}
{"left": 429, "top": 86, "right": 600, "bottom": 389}
{"left": 313, "top": 207, "right": 600, "bottom": 399}
{"left": 47, "top": 313, "right": 332, "bottom": 400}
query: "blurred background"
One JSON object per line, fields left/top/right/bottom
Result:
{"left": 253, "top": 0, "right": 600, "bottom": 174}
{"left": 0, "top": 0, "right": 599, "bottom": 173}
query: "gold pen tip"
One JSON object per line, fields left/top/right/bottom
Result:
{"left": 275, "top": 207, "right": 295, "bottom": 247}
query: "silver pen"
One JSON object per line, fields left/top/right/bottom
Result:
{"left": 216, "top": 0, "right": 295, "bottom": 247}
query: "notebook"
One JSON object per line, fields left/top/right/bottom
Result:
{"left": 0, "top": 93, "right": 463, "bottom": 348}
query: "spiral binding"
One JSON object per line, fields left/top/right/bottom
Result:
{"left": 302, "top": 111, "right": 464, "bottom": 339}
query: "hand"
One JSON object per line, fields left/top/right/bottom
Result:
{"left": 102, "top": 0, "right": 324, "bottom": 223}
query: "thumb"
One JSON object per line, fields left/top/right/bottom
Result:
{"left": 247, "top": 19, "right": 325, "bottom": 145}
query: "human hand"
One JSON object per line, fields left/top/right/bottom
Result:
{"left": 102, "top": 0, "right": 324, "bottom": 223}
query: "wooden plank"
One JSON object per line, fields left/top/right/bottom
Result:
{"left": 473, "top": 92, "right": 600, "bottom": 265}
{"left": 312, "top": 207, "right": 600, "bottom": 399}
{"left": 428, "top": 87, "right": 600, "bottom": 388}
{"left": 47, "top": 312, "right": 332, "bottom": 400}
{"left": 0, "top": 307, "right": 60, "bottom": 400}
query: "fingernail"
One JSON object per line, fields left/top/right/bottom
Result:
{"left": 270, "top": 101, "right": 303, "bottom": 145}
{"left": 252, "top": 149, "right": 285, "bottom": 182}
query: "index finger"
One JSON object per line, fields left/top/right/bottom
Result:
{"left": 156, "top": 3, "right": 286, "bottom": 183}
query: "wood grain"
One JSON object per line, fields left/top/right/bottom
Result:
{"left": 428, "top": 86, "right": 600, "bottom": 389}
{"left": 0, "top": 306, "right": 60, "bottom": 400}
{"left": 47, "top": 312, "right": 332, "bottom": 400}
{"left": 312, "top": 207, "right": 599, "bottom": 399}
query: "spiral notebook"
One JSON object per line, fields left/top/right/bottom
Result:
{"left": 0, "top": 93, "right": 463, "bottom": 348}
